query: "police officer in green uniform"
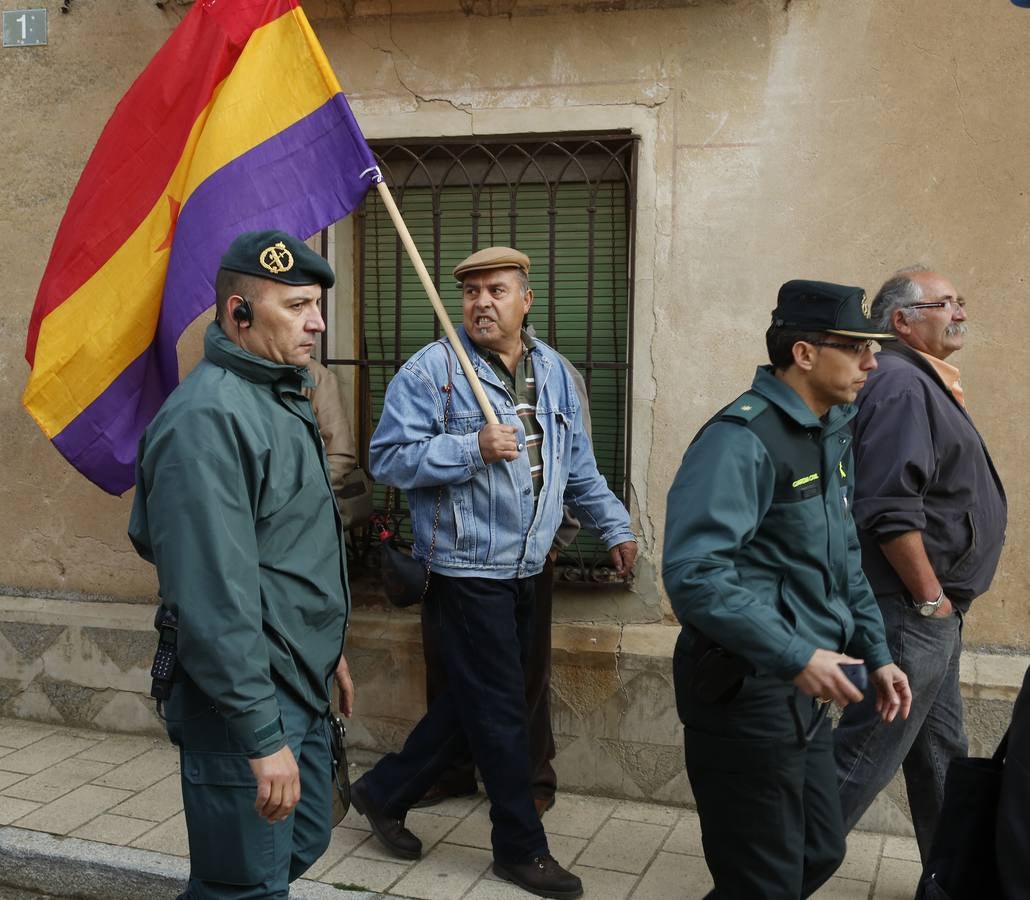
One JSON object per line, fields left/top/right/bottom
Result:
{"left": 662, "top": 281, "right": 913, "bottom": 899}
{"left": 129, "top": 231, "right": 353, "bottom": 899}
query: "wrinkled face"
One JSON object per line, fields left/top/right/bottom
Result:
{"left": 805, "top": 335, "right": 879, "bottom": 411}
{"left": 232, "top": 281, "right": 325, "bottom": 366}
{"left": 461, "top": 267, "right": 533, "bottom": 354}
{"left": 895, "top": 272, "right": 967, "bottom": 360}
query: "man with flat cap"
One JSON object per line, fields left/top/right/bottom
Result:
{"left": 662, "top": 280, "right": 912, "bottom": 899}
{"left": 129, "top": 230, "right": 354, "bottom": 899}
{"left": 351, "top": 246, "right": 636, "bottom": 899}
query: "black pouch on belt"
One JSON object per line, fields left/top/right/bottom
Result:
{"left": 673, "top": 630, "right": 754, "bottom": 714}
{"left": 328, "top": 715, "right": 351, "bottom": 825}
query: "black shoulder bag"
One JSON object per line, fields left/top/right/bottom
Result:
{"left": 377, "top": 345, "right": 454, "bottom": 608}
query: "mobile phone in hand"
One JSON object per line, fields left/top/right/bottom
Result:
{"left": 839, "top": 662, "right": 868, "bottom": 693}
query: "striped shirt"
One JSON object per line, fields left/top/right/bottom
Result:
{"left": 479, "top": 331, "right": 545, "bottom": 500}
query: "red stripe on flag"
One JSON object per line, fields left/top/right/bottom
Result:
{"left": 25, "top": 0, "right": 298, "bottom": 364}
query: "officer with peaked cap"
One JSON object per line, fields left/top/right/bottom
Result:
{"left": 662, "top": 280, "right": 912, "bottom": 898}
{"left": 129, "top": 230, "right": 353, "bottom": 898}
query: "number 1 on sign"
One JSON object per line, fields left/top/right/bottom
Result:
{"left": 16, "top": 13, "right": 26, "bottom": 40}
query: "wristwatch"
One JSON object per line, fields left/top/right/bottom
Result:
{"left": 915, "top": 588, "right": 945, "bottom": 617}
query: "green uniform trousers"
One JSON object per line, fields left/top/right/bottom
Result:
{"left": 165, "top": 676, "right": 334, "bottom": 899}
{"left": 679, "top": 675, "right": 847, "bottom": 900}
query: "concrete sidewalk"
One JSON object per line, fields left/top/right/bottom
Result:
{"left": 0, "top": 718, "right": 923, "bottom": 899}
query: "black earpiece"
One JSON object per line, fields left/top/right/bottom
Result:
{"left": 232, "top": 297, "right": 253, "bottom": 324}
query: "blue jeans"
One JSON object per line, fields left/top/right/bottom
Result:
{"left": 833, "top": 593, "right": 966, "bottom": 861}
{"left": 357, "top": 573, "right": 547, "bottom": 864}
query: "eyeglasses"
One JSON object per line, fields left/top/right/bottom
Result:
{"left": 906, "top": 297, "right": 966, "bottom": 312}
{"left": 808, "top": 339, "right": 877, "bottom": 356}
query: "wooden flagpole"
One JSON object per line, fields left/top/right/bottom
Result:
{"left": 374, "top": 180, "right": 499, "bottom": 426}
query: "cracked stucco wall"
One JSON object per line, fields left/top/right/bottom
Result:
{"left": 3, "top": 0, "right": 1030, "bottom": 650}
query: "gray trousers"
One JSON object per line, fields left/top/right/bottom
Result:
{"left": 833, "top": 593, "right": 966, "bottom": 861}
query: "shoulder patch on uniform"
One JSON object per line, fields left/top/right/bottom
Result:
{"left": 718, "top": 393, "right": 770, "bottom": 424}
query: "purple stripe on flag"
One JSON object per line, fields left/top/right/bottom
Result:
{"left": 52, "top": 349, "right": 168, "bottom": 494}
{"left": 52, "top": 94, "right": 376, "bottom": 494}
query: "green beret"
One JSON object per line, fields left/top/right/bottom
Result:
{"left": 219, "top": 230, "right": 335, "bottom": 289}
{"left": 772, "top": 279, "right": 895, "bottom": 339}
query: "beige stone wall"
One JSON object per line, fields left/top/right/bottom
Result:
{"left": 3, "top": 0, "right": 1029, "bottom": 650}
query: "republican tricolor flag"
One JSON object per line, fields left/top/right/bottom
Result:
{"left": 23, "top": 0, "right": 378, "bottom": 495}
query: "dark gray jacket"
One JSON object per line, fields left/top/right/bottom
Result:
{"left": 852, "top": 344, "right": 1006, "bottom": 609}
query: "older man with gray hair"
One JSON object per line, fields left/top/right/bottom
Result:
{"left": 833, "top": 266, "right": 1007, "bottom": 862}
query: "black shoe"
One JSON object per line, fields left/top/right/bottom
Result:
{"left": 492, "top": 855, "right": 583, "bottom": 899}
{"left": 412, "top": 781, "right": 480, "bottom": 809}
{"left": 351, "top": 778, "right": 422, "bottom": 860}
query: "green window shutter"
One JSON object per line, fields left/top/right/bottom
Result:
{"left": 358, "top": 136, "right": 634, "bottom": 576}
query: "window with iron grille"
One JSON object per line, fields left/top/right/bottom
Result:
{"left": 327, "top": 131, "right": 637, "bottom": 583}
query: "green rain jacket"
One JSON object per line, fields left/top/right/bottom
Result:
{"left": 662, "top": 366, "right": 891, "bottom": 680}
{"left": 129, "top": 323, "right": 350, "bottom": 757}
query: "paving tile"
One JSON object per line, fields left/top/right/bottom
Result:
{"left": 2, "top": 758, "right": 113, "bottom": 803}
{"left": 76, "top": 734, "right": 163, "bottom": 765}
{"left": 415, "top": 792, "right": 486, "bottom": 819}
{"left": 544, "top": 794, "right": 618, "bottom": 839}
{"left": 577, "top": 818, "right": 669, "bottom": 875}
{"left": 662, "top": 810, "right": 704, "bottom": 857}
{"left": 130, "top": 810, "right": 190, "bottom": 856}
{"left": 0, "top": 719, "right": 58, "bottom": 750}
{"left": 811, "top": 875, "right": 874, "bottom": 899}
{"left": 305, "top": 826, "right": 369, "bottom": 880}
{"left": 441, "top": 802, "right": 492, "bottom": 850}
{"left": 14, "top": 784, "right": 132, "bottom": 835}
{"left": 392, "top": 842, "right": 492, "bottom": 900}
{"left": 70, "top": 813, "right": 155, "bottom": 846}
{"left": 611, "top": 800, "right": 682, "bottom": 828}
{"left": 873, "top": 857, "right": 922, "bottom": 900}
{"left": 319, "top": 854, "right": 411, "bottom": 892}
{"left": 464, "top": 879, "right": 535, "bottom": 900}
{"left": 837, "top": 831, "right": 883, "bottom": 882}
{"left": 572, "top": 865, "right": 640, "bottom": 900}
{"left": 548, "top": 833, "right": 588, "bottom": 868}
{"left": 0, "top": 771, "right": 26, "bottom": 791}
{"left": 92, "top": 746, "right": 178, "bottom": 791}
{"left": 882, "top": 835, "right": 920, "bottom": 862}
{"left": 0, "top": 734, "right": 101, "bottom": 775}
{"left": 631, "top": 851, "right": 713, "bottom": 900}
{"left": 107, "top": 772, "right": 182, "bottom": 821}
{"left": 406, "top": 809, "right": 462, "bottom": 851}
{"left": 0, "top": 795, "right": 42, "bottom": 826}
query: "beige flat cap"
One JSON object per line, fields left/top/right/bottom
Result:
{"left": 452, "top": 246, "right": 531, "bottom": 281}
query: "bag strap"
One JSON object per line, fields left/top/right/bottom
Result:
{"left": 994, "top": 726, "right": 1011, "bottom": 763}
{"left": 415, "top": 341, "right": 456, "bottom": 601}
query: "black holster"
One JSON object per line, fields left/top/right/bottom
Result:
{"left": 673, "top": 630, "right": 754, "bottom": 717}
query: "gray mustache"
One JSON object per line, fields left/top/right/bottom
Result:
{"left": 945, "top": 323, "right": 967, "bottom": 337}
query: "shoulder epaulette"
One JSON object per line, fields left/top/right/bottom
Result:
{"left": 718, "top": 392, "right": 770, "bottom": 425}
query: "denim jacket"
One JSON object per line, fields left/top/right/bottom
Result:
{"left": 370, "top": 327, "right": 634, "bottom": 579}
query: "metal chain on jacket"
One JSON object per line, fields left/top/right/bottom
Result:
{"left": 416, "top": 342, "right": 455, "bottom": 601}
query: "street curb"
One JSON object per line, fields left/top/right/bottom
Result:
{"left": 0, "top": 826, "right": 388, "bottom": 899}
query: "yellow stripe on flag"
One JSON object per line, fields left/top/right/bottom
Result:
{"left": 24, "top": 9, "right": 341, "bottom": 438}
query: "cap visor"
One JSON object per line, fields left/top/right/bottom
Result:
{"left": 827, "top": 328, "right": 897, "bottom": 340}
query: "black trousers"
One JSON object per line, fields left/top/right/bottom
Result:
{"left": 998, "top": 664, "right": 1030, "bottom": 899}
{"left": 421, "top": 557, "right": 557, "bottom": 802}
{"left": 359, "top": 573, "right": 547, "bottom": 863}
{"left": 679, "top": 674, "right": 846, "bottom": 900}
